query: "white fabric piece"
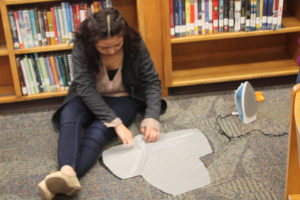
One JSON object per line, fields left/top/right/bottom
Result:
{"left": 102, "top": 129, "right": 213, "bottom": 195}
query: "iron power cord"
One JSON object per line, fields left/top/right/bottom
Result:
{"left": 215, "top": 114, "right": 288, "bottom": 141}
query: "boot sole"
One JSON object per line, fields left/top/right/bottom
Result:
{"left": 46, "top": 176, "right": 81, "bottom": 196}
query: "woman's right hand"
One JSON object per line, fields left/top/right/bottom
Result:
{"left": 114, "top": 123, "right": 134, "bottom": 145}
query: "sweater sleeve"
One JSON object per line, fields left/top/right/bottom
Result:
{"left": 140, "top": 118, "right": 160, "bottom": 131}
{"left": 137, "top": 43, "right": 162, "bottom": 121}
{"left": 72, "top": 39, "right": 118, "bottom": 125}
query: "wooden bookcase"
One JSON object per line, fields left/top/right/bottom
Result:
{"left": 0, "top": 0, "right": 166, "bottom": 103}
{"left": 162, "top": 0, "right": 300, "bottom": 88}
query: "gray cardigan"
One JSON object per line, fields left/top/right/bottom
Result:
{"left": 51, "top": 39, "right": 166, "bottom": 131}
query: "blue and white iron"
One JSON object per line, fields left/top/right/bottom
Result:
{"left": 234, "top": 81, "right": 258, "bottom": 124}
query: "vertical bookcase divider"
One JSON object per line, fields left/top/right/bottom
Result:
{"left": 0, "top": 2, "right": 21, "bottom": 97}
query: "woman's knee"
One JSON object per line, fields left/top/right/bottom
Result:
{"left": 60, "top": 97, "right": 90, "bottom": 124}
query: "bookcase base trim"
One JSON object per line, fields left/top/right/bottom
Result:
{"left": 0, "top": 90, "right": 67, "bottom": 103}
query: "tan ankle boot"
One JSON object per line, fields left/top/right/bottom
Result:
{"left": 37, "top": 179, "right": 55, "bottom": 200}
{"left": 45, "top": 171, "right": 81, "bottom": 196}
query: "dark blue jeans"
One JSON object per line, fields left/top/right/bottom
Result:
{"left": 58, "top": 96, "right": 137, "bottom": 177}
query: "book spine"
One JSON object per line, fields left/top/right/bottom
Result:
{"left": 53, "top": 7, "right": 62, "bottom": 44}
{"left": 28, "top": 55, "right": 43, "bottom": 93}
{"left": 201, "top": 0, "right": 206, "bottom": 34}
{"left": 235, "top": 0, "right": 241, "bottom": 32}
{"left": 23, "top": 10, "right": 34, "bottom": 48}
{"left": 13, "top": 11, "right": 24, "bottom": 49}
{"left": 18, "top": 10, "right": 29, "bottom": 48}
{"left": 46, "top": 11, "right": 55, "bottom": 45}
{"left": 223, "top": 0, "right": 229, "bottom": 32}
{"left": 219, "top": 0, "right": 224, "bottom": 32}
{"left": 67, "top": 53, "right": 73, "bottom": 82}
{"left": 208, "top": 0, "right": 213, "bottom": 33}
{"left": 61, "top": 2, "right": 69, "bottom": 42}
{"left": 50, "top": 7, "right": 59, "bottom": 45}
{"left": 8, "top": 11, "right": 20, "bottom": 49}
{"left": 250, "top": 0, "right": 256, "bottom": 31}
{"left": 245, "top": 0, "right": 251, "bottom": 31}
{"left": 190, "top": 0, "right": 195, "bottom": 35}
{"left": 205, "top": 0, "right": 210, "bottom": 33}
{"left": 58, "top": 55, "right": 68, "bottom": 87}
{"left": 37, "top": 11, "right": 46, "bottom": 46}
{"left": 36, "top": 54, "right": 51, "bottom": 92}
{"left": 272, "top": 0, "right": 279, "bottom": 30}
{"left": 228, "top": 0, "right": 234, "bottom": 32}
{"left": 69, "top": 3, "right": 75, "bottom": 35}
{"left": 185, "top": 0, "right": 191, "bottom": 35}
{"left": 29, "top": 9, "right": 39, "bottom": 47}
{"left": 212, "top": 0, "right": 219, "bottom": 33}
{"left": 16, "top": 57, "right": 28, "bottom": 95}
{"left": 42, "top": 11, "right": 51, "bottom": 45}
{"left": 241, "top": 0, "right": 246, "bottom": 31}
{"left": 262, "top": 0, "right": 268, "bottom": 30}
{"left": 256, "top": 0, "right": 261, "bottom": 30}
{"left": 178, "top": 0, "right": 184, "bottom": 36}
{"left": 32, "top": 54, "right": 46, "bottom": 92}
{"left": 65, "top": 2, "right": 73, "bottom": 40}
{"left": 194, "top": 0, "right": 199, "bottom": 35}
{"left": 34, "top": 10, "right": 42, "bottom": 46}
{"left": 57, "top": 7, "right": 66, "bottom": 43}
{"left": 267, "top": 0, "right": 274, "bottom": 30}
{"left": 277, "top": 0, "right": 284, "bottom": 29}
{"left": 53, "top": 55, "right": 65, "bottom": 90}
{"left": 181, "top": 0, "right": 186, "bottom": 36}
{"left": 174, "top": 0, "right": 180, "bottom": 37}
{"left": 62, "top": 54, "right": 71, "bottom": 86}
{"left": 44, "top": 56, "right": 56, "bottom": 92}
{"left": 49, "top": 56, "right": 61, "bottom": 91}
{"left": 24, "top": 54, "right": 38, "bottom": 94}
{"left": 20, "top": 58, "right": 32, "bottom": 95}
{"left": 170, "top": 0, "right": 175, "bottom": 38}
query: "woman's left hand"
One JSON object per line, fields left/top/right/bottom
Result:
{"left": 140, "top": 126, "right": 160, "bottom": 143}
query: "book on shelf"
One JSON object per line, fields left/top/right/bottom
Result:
{"left": 16, "top": 52, "right": 73, "bottom": 95}
{"left": 234, "top": 0, "right": 241, "bottom": 32}
{"left": 212, "top": 0, "right": 219, "bottom": 32}
{"left": 168, "top": 0, "right": 285, "bottom": 38}
{"left": 8, "top": 0, "right": 113, "bottom": 50}
{"left": 250, "top": 0, "right": 257, "bottom": 31}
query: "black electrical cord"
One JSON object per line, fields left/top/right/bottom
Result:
{"left": 215, "top": 114, "right": 288, "bottom": 141}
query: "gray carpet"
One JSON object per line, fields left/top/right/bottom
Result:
{"left": 0, "top": 83, "right": 292, "bottom": 200}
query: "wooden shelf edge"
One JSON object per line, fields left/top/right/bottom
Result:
{"left": 0, "top": 90, "right": 67, "bottom": 103}
{"left": 5, "top": 0, "right": 61, "bottom": 5}
{"left": 170, "top": 60, "right": 299, "bottom": 87}
{"left": 14, "top": 43, "right": 73, "bottom": 55}
{"left": 0, "top": 46, "right": 9, "bottom": 56}
{"left": 171, "top": 17, "right": 300, "bottom": 44}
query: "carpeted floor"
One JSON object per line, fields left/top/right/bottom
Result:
{"left": 0, "top": 83, "right": 293, "bottom": 200}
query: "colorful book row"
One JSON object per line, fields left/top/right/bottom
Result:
{"left": 169, "top": 0, "right": 284, "bottom": 38}
{"left": 16, "top": 52, "right": 73, "bottom": 96}
{"left": 8, "top": 0, "right": 113, "bottom": 50}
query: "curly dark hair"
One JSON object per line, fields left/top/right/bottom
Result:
{"left": 75, "top": 8, "right": 142, "bottom": 74}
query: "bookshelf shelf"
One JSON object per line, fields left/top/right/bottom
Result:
{"left": 171, "top": 17, "right": 300, "bottom": 44}
{"left": 163, "top": 0, "right": 300, "bottom": 89}
{"left": 0, "top": 46, "right": 8, "bottom": 56}
{"left": 171, "top": 59, "right": 299, "bottom": 87}
{"left": 14, "top": 43, "right": 73, "bottom": 55}
{"left": 0, "top": 90, "right": 67, "bottom": 103}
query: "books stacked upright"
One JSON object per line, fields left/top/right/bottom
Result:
{"left": 16, "top": 52, "right": 73, "bottom": 96}
{"left": 8, "top": 0, "right": 113, "bottom": 50}
{"left": 169, "top": 0, "right": 284, "bottom": 38}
